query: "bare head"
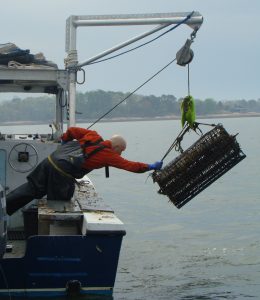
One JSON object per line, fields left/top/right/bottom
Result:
{"left": 110, "top": 134, "right": 127, "bottom": 155}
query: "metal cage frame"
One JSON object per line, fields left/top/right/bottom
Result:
{"left": 152, "top": 124, "right": 246, "bottom": 208}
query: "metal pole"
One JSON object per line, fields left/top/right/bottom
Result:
{"left": 55, "top": 89, "right": 63, "bottom": 131}
{"left": 68, "top": 71, "right": 76, "bottom": 127}
{"left": 66, "top": 18, "right": 78, "bottom": 127}
{"left": 72, "top": 12, "right": 203, "bottom": 27}
{"left": 78, "top": 23, "right": 169, "bottom": 67}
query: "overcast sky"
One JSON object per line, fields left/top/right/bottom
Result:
{"left": 1, "top": 0, "right": 259, "bottom": 101}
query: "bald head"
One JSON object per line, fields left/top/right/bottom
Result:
{"left": 110, "top": 134, "right": 127, "bottom": 155}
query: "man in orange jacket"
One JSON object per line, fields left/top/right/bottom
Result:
{"left": 6, "top": 127, "right": 163, "bottom": 215}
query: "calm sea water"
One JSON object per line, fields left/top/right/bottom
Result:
{"left": 1, "top": 117, "right": 259, "bottom": 299}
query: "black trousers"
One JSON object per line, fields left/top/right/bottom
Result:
{"left": 6, "top": 158, "right": 75, "bottom": 216}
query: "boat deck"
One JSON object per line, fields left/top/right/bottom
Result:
{"left": 3, "top": 177, "right": 125, "bottom": 259}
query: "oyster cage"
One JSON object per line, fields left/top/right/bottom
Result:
{"left": 152, "top": 124, "right": 246, "bottom": 209}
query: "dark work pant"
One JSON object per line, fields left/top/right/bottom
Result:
{"left": 6, "top": 181, "right": 37, "bottom": 216}
{"left": 6, "top": 158, "right": 75, "bottom": 216}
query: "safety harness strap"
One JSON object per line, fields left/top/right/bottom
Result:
{"left": 48, "top": 155, "right": 74, "bottom": 179}
{"left": 48, "top": 142, "right": 108, "bottom": 179}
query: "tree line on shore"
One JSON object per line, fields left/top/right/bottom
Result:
{"left": 0, "top": 90, "right": 259, "bottom": 122}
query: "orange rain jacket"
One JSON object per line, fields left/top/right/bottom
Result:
{"left": 61, "top": 127, "right": 149, "bottom": 173}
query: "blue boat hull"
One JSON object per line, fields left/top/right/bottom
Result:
{"left": 0, "top": 233, "right": 124, "bottom": 297}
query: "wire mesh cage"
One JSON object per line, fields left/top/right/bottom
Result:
{"left": 152, "top": 124, "right": 246, "bottom": 209}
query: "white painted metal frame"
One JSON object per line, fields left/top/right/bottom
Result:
{"left": 0, "top": 68, "right": 68, "bottom": 130}
{"left": 65, "top": 12, "right": 203, "bottom": 127}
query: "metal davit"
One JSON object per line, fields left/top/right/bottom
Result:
{"left": 64, "top": 12, "right": 203, "bottom": 127}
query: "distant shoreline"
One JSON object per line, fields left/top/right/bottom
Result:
{"left": 0, "top": 112, "right": 259, "bottom": 126}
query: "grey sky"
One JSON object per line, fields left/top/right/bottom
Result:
{"left": 1, "top": 0, "right": 259, "bottom": 101}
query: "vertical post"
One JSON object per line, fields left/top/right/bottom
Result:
{"left": 55, "top": 89, "right": 64, "bottom": 132}
{"left": 68, "top": 70, "right": 77, "bottom": 127}
{"left": 66, "top": 16, "right": 78, "bottom": 128}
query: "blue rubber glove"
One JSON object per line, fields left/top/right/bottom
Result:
{"left": 60, "top": 139, "right": 66, "bottom": 145}
{"left": 148, "top": 161, "right": 163, "bottom": 171}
